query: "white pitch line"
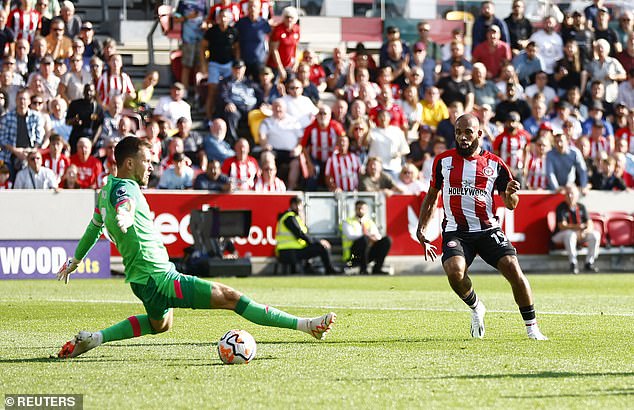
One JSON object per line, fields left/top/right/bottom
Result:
{"left": 1, "top": 298, "right": 633, "bottom": 317}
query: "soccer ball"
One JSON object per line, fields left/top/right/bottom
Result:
{"left": 217, "top": 329, "right": 257, "bottom": 364}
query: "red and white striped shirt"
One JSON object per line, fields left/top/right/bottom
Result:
{"left": 324, "top": 151, "right": 361, "bottom": 191}
{"left": 615, "top": 127, "right": 634, "bottom": 154}
{"left": 492, "top": 129, "right": 530, "bottom": 171}
{"left": 221, "top": 156, "right": 259, "bottom": 190}
{"left": 589, "top": 136, "right": 611, "bottom": 160}
{"left": 42, "top": 152, "right": 71, "bottom": 183}
{"left": 96, "top": 72, "right": 135, "bottom": 107}
{"left": 209, "top": 3, "right": 241, "bottom": 23}
{"left": 431, "top": 149, "right": 512, "bottom": 232}
{"left": 8, "top": 8, "right": 40, "bottom": 44}
{"left": 524, "top": 155, "right": 547, "bottom": 190}
{"left": 239, "top": 0, "right": 273, "bottom": 19}
{"left": 301, "top": 120, "right": 345, "bottom": 162}
{"left": 253, "top": 176, "right": 286, "bottom": 192}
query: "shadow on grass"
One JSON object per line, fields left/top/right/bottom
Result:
{"left": 503, "top": 387, "right": 634, "bottom": 399}
{"left": 336, "top": 371, "right": 634, "bottom": 382}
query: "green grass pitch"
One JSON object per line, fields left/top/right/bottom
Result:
{"left": 1, "top": 274, "right": 633, "bottom": 409}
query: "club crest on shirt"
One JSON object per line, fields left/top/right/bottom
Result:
{"left": 483, "top": 166, "right": 494, "bottom": 177}
{"left": 447, "top": 240, "right": 458, "bottom": 248}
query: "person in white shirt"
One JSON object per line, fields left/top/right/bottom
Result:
{"left": 281, "top": 78, "right": 318, "bottom": 129}
{"left": 14, "top": 151, "right": 58, "bottom": 189}
{"left": 529, "top": 15, "right": 563, "bottom": 74}
{"left": 152, "top": 82, "right": 192, "bottom": 127}
{"left": 524, "top": 70, "right": 557, "bottom": 109}
{"left": 367, "top": 110, "right": 410, "bottom": 180}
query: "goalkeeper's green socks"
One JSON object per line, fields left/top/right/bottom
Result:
{"left": 234, "top": 295, "right": 300, "bottom": 330}
{"left": 100, "top": 315, "right": 157, "bottom": 343}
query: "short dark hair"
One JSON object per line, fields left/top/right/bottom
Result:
{"left": 290, "top": 196, "right": 303, "bottom": 207}
{"left": 114, "top": 136, "right": 152, "bottom": 168}
{"left": 355, "top": 200, "right": 367, "bottom": 207}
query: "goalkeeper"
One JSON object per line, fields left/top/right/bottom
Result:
{"left": 57, "top": 137, "right": 336, "bottom": 359}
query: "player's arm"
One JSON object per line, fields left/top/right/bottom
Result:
{"left": 500, "top": 180, "right": 520, "bottom": 210}
{"left": 416, "top": 186, "right": 440, "bottom": 261}
{"left": 57, "top": 209, "right": 104, "bottom": 284}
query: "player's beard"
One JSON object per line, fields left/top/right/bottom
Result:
{"left": 456, "top": 139, "right": 479, "bottom": 157}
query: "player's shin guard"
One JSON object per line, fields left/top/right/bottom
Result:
{"left": 100, "top": 315, "right": 158, "bottom": 343}
{"left": 234, "top": 295, "right": 298, "bottom": 330}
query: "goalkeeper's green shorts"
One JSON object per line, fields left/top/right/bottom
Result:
{"left": 130, "top": 269, "right": 213, "bottom": 320}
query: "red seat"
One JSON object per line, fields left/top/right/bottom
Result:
{"left": 341, "top": 17, "right": 383, "bottom": 43}
{"left": 588, "top": 212, "right": 608, "bottom": 247}
{"left": 606, "top": 213, "right": 634, "bottom": 246}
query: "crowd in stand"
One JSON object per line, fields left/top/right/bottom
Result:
{"left": 1, "top": 0, "right": 634, "bottom": 195}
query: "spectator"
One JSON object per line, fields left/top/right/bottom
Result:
{"left": 158, "top": 152, "right": 194, "bottom": 190}
{"left": 99, "top": 95, "right": 124, "bottom": 151}
{"left": 407, "top": 125, "right": 433, "bottom": 169}
{"left": 323, "top": 45, "right": 349, "bottom": 93}
{"left": 367, "top": 110, "right": 409, "bottom": 179}
{"left": 594, "top": 7, "right": 621, "bottom": 56}
{"left": 300, "top": 49, "right": 326, "bottom": 93}
{"left": 159, "top": 137, "right": 187, "bottom": 172}
{"left": 0, "top": 88, "right": 45, "bottom": 177}
{"left": 193, "top": 159, "right": 231, "bottom": 192}
{"left": 493, "top": 82, "right": 531, "bottom": 123}
{"left": 28, "top": 54, "right": 59, "bottom": 103}
{"left": 78, "top": 22, "right": 102, "bottom": 60}
{"left": 420, "top": 86, "right": 448, "bottom": 129}
{"left": 380, "top": 38, "right": 410, "bottom": 89}
{"left": 546, "top": 132, "right": 588, "bottom": 193}
{"left": 48, "top": 96, "right": 71, "bottom": 141}
{"left": 281, "top": 78, "right": 318, "bottom": 129}
{"left": 274, "top": 196, "right": 340, "bottom": 274}
{"left": 409, "top": 41, "right": 436, "bottom": 93}
{"left": 493, "top": 111, "right": 530, "bottom": 181}
{"left": 420, "top": 137, "right": 448, "bottom": 190}
{"left": 440, "top": 27, "right": 472, "bottom": 62}
{"left": 379, "top": 26, "right": 410, "bottom": 70}
{"left": 523, "top": 99, "right": 548, "bottom": 137}
{"left": 494, "top": 62, "right": 523, "bottom": 96}
{"left": 0, "top": 9, "right": 14, "bottom": 60}
{"left": 0, "top": 162, "right": 12, "bottom": 189}
{"left": 347, "top": 118, "right": 370, "bottom": 161}
{"left": 471, "top": 1, "right": 510, "bottom": 50}
{"left": 207, "top": 0, "right": 240, "bottom": 24}
{"left": 59, "top": 163, "right": 80, "bottom": 189}
{"left": 440, "top": 40, "right": 473, "bottom": 78}
{"left": 584, "top": 0, "right": 604, "bottom": 30}
{"left": 252, "top": 100, "right": 296, "bottom": 187}
{"left": 397, "top": 85, "right": 423, "bottom": 140}
{"left": 59, "top": 1, "right": 81, "bottom": 39}
{"left": 253, "top": 151, "right": 286, "bottom": 192}
{"left": 616, "top": 68, "right": 634, "bottom": 109}
{"left": 1, "top": 68, "right": 21, "bottom": 111}
{"left": 296, "top": 62, "right": 320, "bottom": 105}
{"left": 565, "top": 86, "right": 588, "bottom": 121}
{"left": 0, "top": 89, "right": 8, "bottom": 116}
{"left": 581, "top": 101, "right": 614, "bottom": 143}
{"left": 436, "top": 61, "right": 474, "bottom": 113}
{"left": 59, "top": 52, "right": 92, "bottom": 103}
{"left": 174, "top": 117, "right": 205, "bottom": 170}
{"left": 8, "top": 0, "right": 40, "bottom": 45}
{"left": 470, "top": 62, "right": 501, "bottom": 110}
{"left": 615, "top": 11, "right": 633, "bottom": 46}
{"left": 529, "top": 16, "right": 563, "bottom": 75}
{"left": 14, "top": 150, "right": 57, "bottom": 189}
{"left": 45, "top": 18, "right": 73, "bottom": 60}
{"left": 14, "top": 38, "right": 29, "bottom": 80}
{"left": 217, "top": 60, "right": 258, "bottom": 145}
{"left": 586, "top": 39, "right": 626, "bottom": 104}
{"left": 512, "top": 41, "right": 544, "bottom": 87}
{"left": 27, "top": 36, "right": 47, "bottom": 75}
{"left": 88, "top": 55, "right": 103, "bottom": 89}
{"left": 615, "top": 108, "right": 634, "bottom": 154}
{"left": 97, "top": 136, "right": 118, "bottom": 187}
{"left": 172, "top": 0, "right": 207, "bottom": 96}
{"left": 202, "top": 117, "right": 234, "bottom": 164}
{"left": 358, "top": 155, "right": 403, "bottom": 196}
{"left": 200, "top": 8, "right": 239, "bottom": 118}
{"left": 331, "top": 98, "right": 349, "bottom": 128}
{"left": 153, "top": 82, "right": 191, "bottom": 128}
{"left": 221, "top": 138, "right": 259, "bottom": 191}
{"left": 235, "top": 0, "right": 271, "bottom": 80}
{"left": 504, "top": 0, "right": 533, "bottom": 54}
{"left": 70, "top": 137, "right": 102, "bottom": 189}
{"left": 550, "top": 101, "right": 582, "bottom": 140}
{"left": 341, "top": 199, "right": 392, "bottom": 275}
{"left": 415, "top": 21, "right": 441, "bottom": 63}
{"left": 525, "top": 70, "right": 557, "bottom": 109}
{"left": 267, "top": 6, "right": 300, "bottom": 82}
{"left": 96, "top": 54, "right": 136, "bottom": 108}
{"left": 551, "top": 184, "right": 600, "bottom": 273}
{"left": 472, "top": 25, "right": 512, "bottom": 81}
{"left": 436, "top": 101, "right": 463, "bottom": 149}
{"left": 590, "top": 153, "right": 626, "bottom": 191}
{"left": 524, "top": 135, "right": 550, "bottom": 190}
{"left": 616, "top": 33, "right": 634, "bottom": 74}
{"left": 324, "top": 134, "right": 361, "bottom": 192}
{"left": 395, "top": 163, "right": 425, "bottom": 195}
{"left": 586, "top": 120, "right": 612, "bottom": 161}
{"left": 553, "top": 40, "right": 586, "bottom": 95}
{"left": 66, "top": 83, "right": 104, "bottom": 153}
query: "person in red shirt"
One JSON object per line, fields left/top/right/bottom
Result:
{"left": 325, "top": 135, "right": 361, "bottom": 192}
{"left": 0, "top": 163, "right": 12, "bottom": 189}
{"left": 301, "top": 49, "right": 326, "bottom": 92}
{"left": 42, "top": 133, "right": 70, "bottom": 185}
{"left": 301, "top": 104, "right": 345, "bottom": 187}
{"left": 8, "top": 0, "right": 40, "bottom": 45}
{"left": 524, "top": 135, "right": 550, "bottom": 190}
{"left": 492, "top": 111, "right": 531, "bottom": 181}
{"left": 267, "top": 6, "right": 300, "bottom": 82}
{"left": 416, "top": 113, "right": 548, "bottom": 341}
{"left": 70, "top": 137, "right": 102, "bottom": 188}
{"left": 615, "top": 109, "right": 634, "bottom": 154}
{"left": 368, "top": 86, "right": 408, "bottom": 132}
{"left": 472, "top": 25, "right": 512, "bottom": 80}
{"left": 221, "top": 137, "right": 259, "bottom": 190}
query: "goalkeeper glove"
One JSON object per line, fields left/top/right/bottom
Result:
{"left": 57, "top": 257, "right": 81, "bottom": 284}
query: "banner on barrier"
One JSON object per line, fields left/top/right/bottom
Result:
{"left": 0, "top": 240, "right": 111, "bottom": 279}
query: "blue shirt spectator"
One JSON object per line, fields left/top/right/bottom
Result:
{"left": 193, "top": 160, "right": 231, "bottom": 192}
{"left": 157, "top": 153, "right": 194, "bottom": 189}
{"left": 203, "top": 119, "right": 235, "bottom": 163}
{"left": 175, "top": 0, "right": 208, "bottom": 44}
{"left": 235, "top": 8, "right": 271, "bottom": 78}
{"left": 472, "top": 2, "right": 511, "bottom": 49}
{"left": 546, "top": 133, "right": 588, "bottom": 191}
{"left": 512, "top": 43, "right": 545, "bottom": 86}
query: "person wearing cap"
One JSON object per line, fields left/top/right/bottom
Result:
{"left": 472, "top": 24, "right": 512, "bottom": 81}
{"left": 78, "top": 21, "right": 102, "bottom": 60}
{"left": 493, "top": 111, "right": 531, "bottom": 181}
{"left": 504, "top": 0, "right": 533, "bottom": 55}
{"left": 217, "top": 59, "right": 259, "bottom": 145}
{"left": 379, "top": 26, "right": 410, "bottom": 69}
{"left": 581, "top": 100, "right": 615, "bottom": 140}
{"left": 528, "top": 15, "right": 563, "bottom": 75}
{"left": 236, "top": 0, "right": 271, "bottom": 80}
{"left": 415, "top": 21, "right": 441, "bottom": 63}
{"left": 153, "top": 82, "right": 192, "bottom": 128}
{"left": 471, "top": 1, "right": 511, "bottom": 50}
{"left": 266, "top": 6, "right": 300, "bottom": 82}
{"left": 545, "top": 132, "right": 589, "bottom": 193}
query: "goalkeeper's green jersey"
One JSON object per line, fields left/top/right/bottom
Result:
{"left": 86, "top": 176, "right": 173, "bottom": 285}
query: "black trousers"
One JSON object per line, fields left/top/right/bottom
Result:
{"left": 278, "top": 242, "right": 336, "bottom": 273}
{"left": 350, "top": 236, "right": 392, "bottom": 273}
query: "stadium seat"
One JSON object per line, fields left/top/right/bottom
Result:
{"left": 606, "top": 213, "right": 634, "bottom": 247}
{"left": 588, "top": 212, "right": 608, "bottom": 247}
{"left": 341, "top": 17, "right": 383, "bottom": 43}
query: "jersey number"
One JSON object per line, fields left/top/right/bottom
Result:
{"left": 490, "top": 231, "right": 507, "bottom": 245}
